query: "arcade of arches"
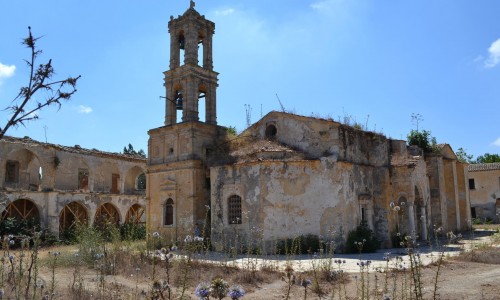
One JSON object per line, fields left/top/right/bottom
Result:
{"left": 0, "top": 136, "right": 147, "bottom": 236}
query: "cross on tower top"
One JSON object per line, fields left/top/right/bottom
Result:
{"left": 190, "top": 0, "right": 195, "bottom": 9}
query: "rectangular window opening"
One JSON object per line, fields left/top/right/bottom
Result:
{"left": 469, "top": 178, "right": 475, "bottom": 190}
{"left": 78, "top": 168, "right": 89, "bottom": 190}
{"left": 111, "top": 173, "right": 120, "bottom": 194}
{"left": 5, "top": 161, "right": 19, "bottom": 183}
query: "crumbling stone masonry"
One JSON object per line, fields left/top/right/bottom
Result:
{"left": 147, "top": 3, "right": 471, "bottom": 249}
{"left": 0, "top": 136, "right": 146, "bottom": 236}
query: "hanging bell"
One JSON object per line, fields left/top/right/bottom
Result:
{"left": 175, "top": 91, "right": 183, "bottom": 110}
{"left": 176, "top": 98, "right": 183, "bottom": 110}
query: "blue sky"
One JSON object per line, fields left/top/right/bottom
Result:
{"left": 0, "top": 0, "right": 499, "bottom": 159}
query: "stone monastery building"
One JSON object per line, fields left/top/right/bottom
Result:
{"left": 0, "top": 136, "right": 146, "bottom": 236}
{"left": 146, "top": 2, "right": 471, "bottom": 249}
{"left": 1, "top": 2, "right": 471, "bottom": 249}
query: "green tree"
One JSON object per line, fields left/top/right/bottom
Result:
{"left": 456, "top": 147, "right": 474, "bottom": 163}
{"left": 226, "top": 126, "right": 237, "bottom": 135}
{"left": 407, "top": 129, "right": 438, "bottom": 153}
{"left": 475, "top": 153, "right": 500, "bottom": 163}
{"left": 123, "top": 143, "right": 146, "bottom": 158}
{"left": 0, "top": 27, "right": 81, "bottom": 140}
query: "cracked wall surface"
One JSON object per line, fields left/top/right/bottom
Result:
{"left": 0, "top": 136, "right": 147, "bottom": 235}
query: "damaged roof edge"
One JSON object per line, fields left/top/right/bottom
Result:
{"left": 1, "top": 136, "right": 146, "bottom": 162}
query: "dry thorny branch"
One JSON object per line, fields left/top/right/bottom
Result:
{"left": 0, "top": 26, "right": 81, "bottom": 140}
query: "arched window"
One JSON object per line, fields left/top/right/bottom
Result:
{"left": 164, "top": 198, "right": 174, "bottom": 226}
{"left": 265, "top": 124, "right": 277, "bottom": 139}
{"left": 136, "top": 173, "right": 146, "bottom": 190}
{"left": 228, "top": 195, "right": 242, "bottom": 224}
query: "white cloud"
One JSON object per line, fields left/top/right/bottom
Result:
{"left": 484, "top": 38, "right": 500, "bottom": 68}
{"left": 492, "top": 137, "right": 500, "bottom": 147}
{"left": 77, "top": 105, "right": 93, "bottom": 114}
{"left": 215, "top": 8, "right": 235, "bottom": 16}
{"left": 0, "top": 62, "right": 16, "bottom": 85}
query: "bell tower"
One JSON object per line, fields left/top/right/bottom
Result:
{"left": 164, "top": 0, "right": 218, "bottom": 125}
{"left": 147, "top": 1, "right": 225, "bottom": 240}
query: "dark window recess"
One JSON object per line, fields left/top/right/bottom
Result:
{"left": 137, "top": 173, "right": 146, "bottom": 190}
{"left": 471, "top": 207, "right": 476, "bottom": 219}
{"left": 164, "top": 198, "right": 174, "bottom": 226}
{"left": 228, "top": 195, "right": 242, "bottom": 224}
{"left": 111, "top": 173, "right": 120, "bottom": 194}
{"left": 361, "top": 207, "right": 366, "bottom": 222}
{"left": 265, "top": 124, "right": 277, "bottom": 139}
{"left": 5, "top": 161, "right": 19, "bottom": 183}
{"left": 469, "top": 178, "right": 475, "bottom": 190}
{"left": 78, "top": 169, "right": 89, "bottom": 189}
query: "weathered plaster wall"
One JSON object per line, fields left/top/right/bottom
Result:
{"left": 469, "top": 168, "right": 500, "bottom": 221}
{"left": 210, "top": 158, "right": 392, "bottom": 250}
{"left": 147, "top": 123, "right": 226, "bottom": 241}
{"left": 244, "top": 112, "right": 389, "bottom": 166}
{"left": 456, "top": 163, "right": 471, "bottom": 229}
{"left": 0, "top": 137, "right": 147, "bottom": 235}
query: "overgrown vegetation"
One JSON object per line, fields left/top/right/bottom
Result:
{"left": 0, "top": 220, "right": 498, "bottom": 299}
{"left": 344, "top": 221, "right": 381, "bottom": 253}
{"left": 122, "top": 143, "right": 146, "bottom": 158}
{"left": 407, "top": 129, "right": 440, "bottom": 154}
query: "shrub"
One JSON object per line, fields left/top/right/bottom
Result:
{"left": 345, "top": 221, "right": 380, "bottom": 253}
{"left": 120, "top": 223, "right": 146, "bottom": 241}
{"left": 276, "top": 234, "right": 321, "bottom": 255}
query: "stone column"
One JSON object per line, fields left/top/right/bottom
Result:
{"left": 452, "top": 161, "right": 461, "bottom": 229}
{"left": 183, "top": 77, "right": 199, "bottom": 122}
{"left": 204, "top": 33, "right": 213, "bottom": 70}
{"left": 165, "top": 82, "right": 177, "bottom": 126}
{"left": 408, "top": 202, "right": 416, "bottom": 240}
{"left": 169, "top": 30, "right": 180, "bottom": 69}
{"left": 206, "top": 84, "right": 217, "bottom": 125}
{"left": 184, "top": 27, "right": 198, "bottom": 65}
{"left": 420, "top": 206, "right": 428, "bottom": 240}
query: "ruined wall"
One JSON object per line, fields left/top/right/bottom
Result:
{"left": 148, "top": 122, "right": 224, "bottom": 166}
{"left": 443, "top": 159, "right": 458, "bottom": 230}
{"left": 244, "top": 112, "right": 389, "bottom": 167}
{"left": 210, "top": 158, "right": 392, "bottom": 250}
{"left": 426, "top": 156, "right": 448, "bottom": 230}
{"left": 456, "top": 162, "right": 471, "bottom": 229}
{"left": 0, "top": 137, "right": 147, "bottom": 236}
{"left": 147, "top": 123, "right": 226, "bottom": 241}
{"left": 147, "top": 160, "right": 210, "bottom": 240}
{"left": 469, "top": 168, "right": 500, "bottom": 221}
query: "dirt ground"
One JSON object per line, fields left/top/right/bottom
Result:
{"left": 5, "top": 231, "right": 500, "bottom": 300}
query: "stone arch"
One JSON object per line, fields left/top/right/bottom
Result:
{"left": 265, "top": 123, "right": 277, "bottom": 140}
{"left": 163, "top": 198, "right": 175, "bottom": 226}
{"left": 59, "top": 201, "right": 88, "bottom": 234}
{"left": 94, "top": 203, "right": 120, "bottom": 227}
{"left": 125, "top": 204, "right": 146, "bottom": 224}
{"left": 1, "top": 198, "right": 41, "bottom": 230}
{"left": 124, "top": 166, "right": 146, "bottom": 194}
{"left": 4, "top": 148, "right": 42, "bottom": 190}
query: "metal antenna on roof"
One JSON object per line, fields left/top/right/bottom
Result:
{"left": 275, "top": 93, "right": 285, "bottom": 112}
{"left": 245, "top": 104, "right": 252, "bottom": 127}
{"left": 43, "top": 125, "right": 48, "bottom": 143}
